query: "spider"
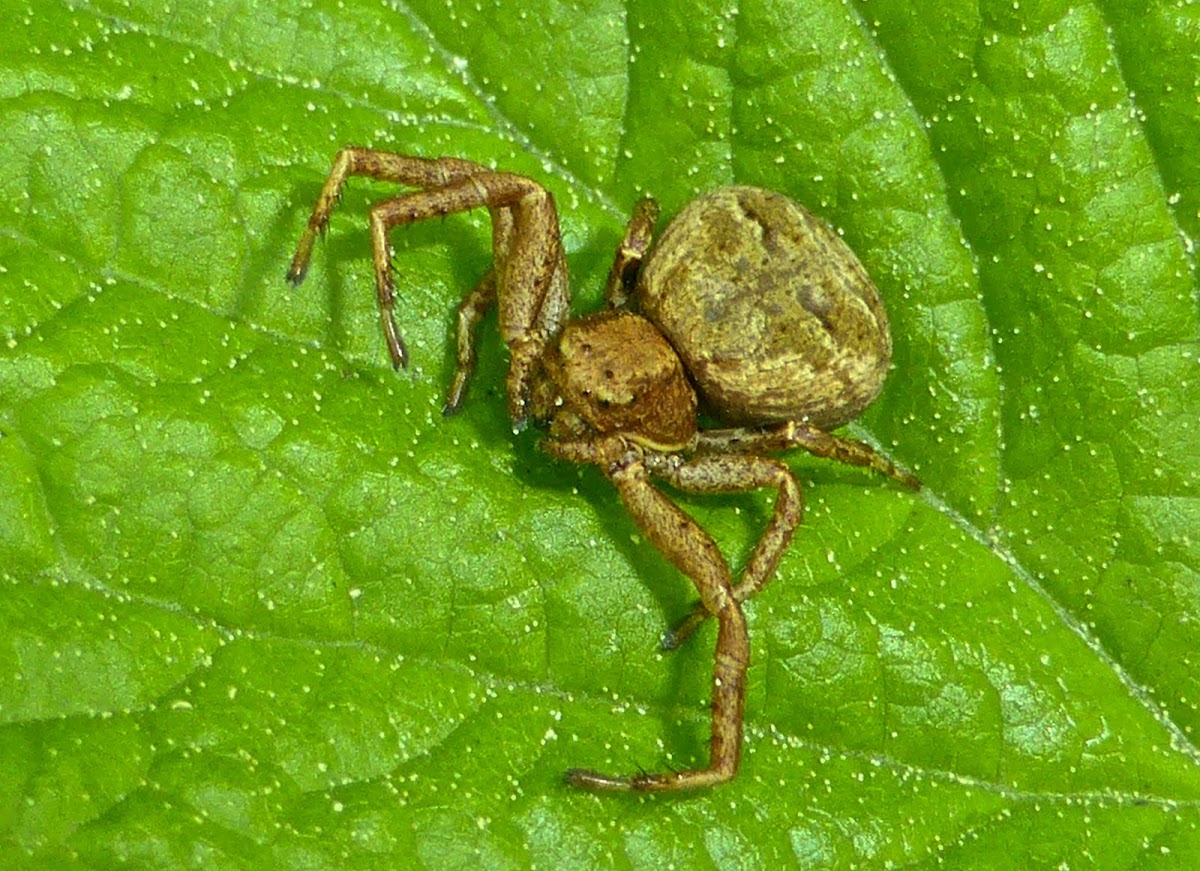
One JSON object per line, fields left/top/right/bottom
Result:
{"left": 287, "top": 148, "right": 919, "bottom": 792}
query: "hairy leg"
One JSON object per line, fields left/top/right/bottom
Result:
{"left": 645, "top": 453, "right": 803, "bottom": 651}
{"left": 287, "top": 149, "right": 568, "bottom": 424}
{"left": 287, "top": 148, "right": 487, "bottom": 290}
{"left": 442, "top": 270, "right": 497, "bottom": 415}
{"left": 697, "top": 421, "right": 920, "bottom": 490}
{"left": 562, "top": 453, "right": 749, "bottom": 792}
{"left": 604, "top": 196, "right": 660, "bottom": 309}
{"left": 289, "top": 164, "right": 564, "bottom": 423}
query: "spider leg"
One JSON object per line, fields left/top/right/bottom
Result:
{"left": 661, "top": 423, "right": 918, "bottom": 650}
{"left": 604, "top": 195, "right": 660, "bottom": 309}
{"left": 697, "top": 421, "right": 921, "bottom": 490}
{"left": 287, "top": 149, "right": 568, "bottom": 424}
{"left": 287, "top": 148, "right": 488, "bottom": 289}
{"left": 442, "top": 268, "right": 497, "bottom": 415}
{"left": 645, "top": 454, "right": 802, "bottom": 651}
{"left": 564, "top": 452, "right": 748, "bottom": 792}
{"left": 311, "top": 170, "right": 567, "bottom": 423}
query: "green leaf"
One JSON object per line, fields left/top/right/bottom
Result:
{"left": 2, "top": 0, "right": 1198, "bottom": 867}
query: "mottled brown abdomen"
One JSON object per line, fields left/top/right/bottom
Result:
{"left": 636, "top": 186, "right": 891, "bottom": 430}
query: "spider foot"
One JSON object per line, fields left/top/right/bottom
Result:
{"left": 287, "top": 214, "right": 333, "bottom": 286}
{"left": 378, "top": 309, "right": 408, "bottom": 369}
{"left": 442, "top": 370, "right": 471, "bottom": 416}
{"left": 565, "top": 764, "right": 732, "bottom": 792}
{"left": 660, "top": 604, "right": 710, "bottom": 651}
{"left": 286, "top": 238, "right": 315, "bottom": 286}
{"left": 564, "top": 768, "right": 637, "bottom": 791}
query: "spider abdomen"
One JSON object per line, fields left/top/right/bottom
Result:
{"left": 637, "top": 185, "right": 891, "bottom": 430}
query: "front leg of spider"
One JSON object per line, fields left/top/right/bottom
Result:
{"left": 286, "top": 148, "right": 570, "bottom": 424}
{"left": 287, "top": 150, "right": 492, "bottom": 370}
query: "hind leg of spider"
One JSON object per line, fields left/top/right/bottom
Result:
{"left": 697, "top": 422, "right": 920, "bottom": 490}
{"left": 643, "top": 454, "right": 802, "bottom": 651}
{"left": 561, "top": 451, "right": 748, "bottom": 791}
{"left": 663, "top": 424, "right": 917, "bottom": 650}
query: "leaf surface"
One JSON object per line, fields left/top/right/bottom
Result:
{"left": 2, "top": 0, "right": 1199, "bottom": 867}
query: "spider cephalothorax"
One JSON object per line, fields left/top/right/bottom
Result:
{"left": 288, "top": 148, "right": 919, "bottom": 792}
{"left": 533, "top": 310, "right": 697, "bottom": 450}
